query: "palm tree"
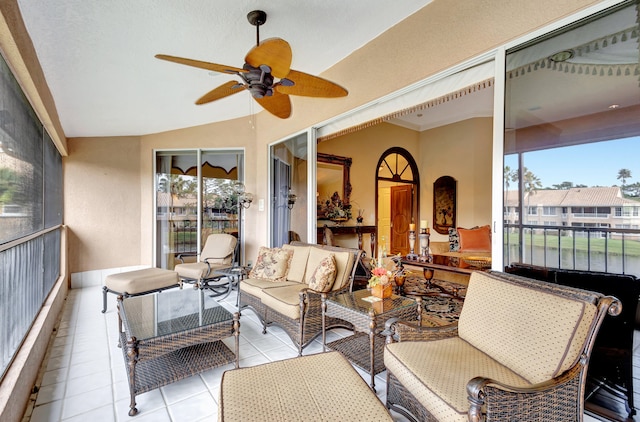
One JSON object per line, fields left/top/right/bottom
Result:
{"left": 523, "top": 168, "right": 542, "bottom": 223}
{"left": 617, "top": 168, "right": 632, "bottom": 189}
{"left": 503, "top": 166, "right": 518, "bottom": 221}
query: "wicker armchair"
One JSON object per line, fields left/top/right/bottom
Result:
{"left": 383, "top": 270, "right": 621, "bottom": 422}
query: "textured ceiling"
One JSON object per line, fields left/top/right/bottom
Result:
{"left": 16, "top": 0, "right": 434, "bottom": 137}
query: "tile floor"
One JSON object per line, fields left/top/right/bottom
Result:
{"left": 22, "top": 284, "right": 613, "bottom": 422}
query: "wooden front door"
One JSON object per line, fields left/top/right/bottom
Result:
{"left": 390, "top": 185, "right": 412, "bottom": 255}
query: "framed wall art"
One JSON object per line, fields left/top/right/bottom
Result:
{"left": 433, "top": 176, "right": 456, "bottom": 234}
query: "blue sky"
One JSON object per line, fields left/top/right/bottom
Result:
{"left": 505, "top": 136, "right": 640, "bottom": 188}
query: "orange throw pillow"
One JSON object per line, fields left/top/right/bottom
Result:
{"left": 457, "top": 225, "right": 491, "bottom": 252}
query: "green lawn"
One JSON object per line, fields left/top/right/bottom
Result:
{"left": 504, "top": 233, "right": 640, "bottom": 257}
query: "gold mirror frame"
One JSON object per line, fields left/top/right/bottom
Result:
{"left": 317, "top": 152, "right": 352, "bottom": 206}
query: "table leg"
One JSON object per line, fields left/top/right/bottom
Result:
{"left": 233, "top": 312, "right": 240, "bottom": 369}
{"left": 321, "top": 293, "right": 327, "bottom": 352}
{"left": 368, "top": 308, "right": 376, "bottom": 392}
{"left": 125, "top": 337, "right": 139, "bottom": 416}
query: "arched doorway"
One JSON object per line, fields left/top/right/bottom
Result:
{"left": 375, "top": 148, "right": 419, "bottom": 256}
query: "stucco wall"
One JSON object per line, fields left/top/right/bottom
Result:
{"left": 419, "top": 118, "right": 494, "bottom": 242}
{"left": 65, "top": 136, "right": 142, "bottom": 272}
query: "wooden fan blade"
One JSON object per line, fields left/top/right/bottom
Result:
{"left": 277, "top": 70, "right": 348, "bottom": 98}
{"left": 245, "top": 38, "right": 292, "bottom": 78}
{"left": 254, "top": 91, "right": 292, "bottom": 119}
{"left": 155, "top": 54, "right": 246, "bottom": 74}
{"left": 196, "top": 81, "right": 245, "bottom": 105}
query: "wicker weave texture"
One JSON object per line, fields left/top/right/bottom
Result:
{"left": 118, "top": 294, "right": 239, "bottom": 416}
{"left": 120, "top": 332, "right": 235, "bottom": 395}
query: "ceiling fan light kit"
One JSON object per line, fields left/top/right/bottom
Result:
{"left": 155, "top": 10, "right": 348, "bottom": 119}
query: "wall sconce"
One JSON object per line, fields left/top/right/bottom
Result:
{"left": 287, "top": 192, "right": 297, "bottom": 210}
{"left": 234, "top": 182, "right": 253, "bottom": 209}
{"left": 238, "top": 192, "right": 253, "bottom": 209}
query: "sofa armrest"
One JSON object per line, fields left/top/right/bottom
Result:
{"left": 466, "top": 358, "right": 585, "bottom": 422}
{"left": 383, "top": 318, "right": 459, "bottom": 343}
{"left": 176, "top": 252, "right": 197, "bottom": 263}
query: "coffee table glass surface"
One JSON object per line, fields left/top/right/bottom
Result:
{"left": 118, "top": 287, "right": 239, "bottom": 416}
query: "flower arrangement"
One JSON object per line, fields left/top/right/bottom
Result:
{"left": 320, "top": 191, "right": 352, "bottom": 221}
{"left": 367, "top": 257, "right": 407, "bottom": 298}
{"left": 367, "top": 265, "right": 392, "bottom": 288}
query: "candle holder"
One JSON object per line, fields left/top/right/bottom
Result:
{"left": 406, "top": 229, "right": 419, "bottom": 260}
{"left": 419, "top": 228, "right": 431, "bottom": 262}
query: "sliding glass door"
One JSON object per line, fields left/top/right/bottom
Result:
{"left": 504, "top": 1, "right": 640, "bottom": 276}
{"left": 155, "top": 149, "right": 245, "bottom": 269}
{"left": 269, "top": 133, "right": 308, "bottom": 247}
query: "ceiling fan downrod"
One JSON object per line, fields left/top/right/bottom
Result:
{"left": 247, "top": 10, "right": 267, "bottom": 46}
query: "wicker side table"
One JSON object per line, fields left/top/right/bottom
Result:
{"left": 117, "top": 288, "right": 239, "bottom": 416}
{"left": 321, "top": 290, "right": 421, "bottom": 391}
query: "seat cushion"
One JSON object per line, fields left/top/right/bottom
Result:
{"left": 458, "top": 271, "right": 597, "bottom": 384}
{"left": 240, "top": 278, "right": 300, "bottom": 298}
{"left": 219, "top": 351, "right": 393, "bottom": 422}
{"left": 385, "top": 338, "right": 530, "bottom": 421}
{"left": 260, "top": 284, "right": 310, "bottom": 320}
{"left": 282, "top": 244, "right": 311, "bottom": 282}
{"left": 104, "top": 268, "right": 179, "bottom": 295}
{"left": 200, "top": 233, "right": 237, "bottom": 264}
{"left": 174, "top": 261, "right": 228, "bottom": 280}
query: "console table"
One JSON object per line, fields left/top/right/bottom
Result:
{"left": 401, "top": 256, "right": 480, "bottom": 286}
{"left": 317, "top": 225, "right": 377, "bottom": 256}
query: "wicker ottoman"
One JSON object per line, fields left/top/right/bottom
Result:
{"left": 218, "top": 351, "right": 393, "bottom": 421}
{"left": 101, "top": 267, "right": 180, "bottom": 313}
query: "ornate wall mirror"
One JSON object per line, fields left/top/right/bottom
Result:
{"left": 317, "top": 153, "right": 352, "bottom": 217}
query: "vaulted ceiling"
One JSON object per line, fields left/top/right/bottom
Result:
{"left": 16, "top": 0, "right": 434, "bottom": 137}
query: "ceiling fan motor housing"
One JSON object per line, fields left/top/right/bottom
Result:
{"left": 242, "top": 64, "right": 275, "bottom": 98}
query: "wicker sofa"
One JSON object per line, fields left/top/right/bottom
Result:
{"left": 383, "top": 270, "right": 620, "bottom": 422}
{"left": 239, "top": 241, "right": 362, "bottom": 355}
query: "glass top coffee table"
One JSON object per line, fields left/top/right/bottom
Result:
{"left": 321, "top": 289, "right": 421, "bottom": 391}
{"left": 117, "top": 287, "right": 239, "bottom": 416}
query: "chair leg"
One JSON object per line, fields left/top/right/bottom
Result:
{"left": 102, "top": 286, "right": 108, "bottom": 313}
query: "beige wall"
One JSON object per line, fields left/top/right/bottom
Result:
{"left": 419, "top": 118, "right": 494, "bottom": 242}
{"left": 3, "top": 0, "right": 605, "bottom": 273}
{"left": 65, "top": 136, "right": 143, "bottom": 272}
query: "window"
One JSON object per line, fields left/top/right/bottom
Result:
{"left": 0, "top": 54, "right": 62, "bottom": 379}
{"left": 503, "top": 2, "right": 640, "bottom": 277}
{"left": 542, "top": 206, "right": 556, "bottom": 216}
{"left": 155, "top": 150, "right": 246, "bottom": 268}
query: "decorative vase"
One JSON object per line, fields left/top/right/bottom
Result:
{"left": 394, "top": 274, "right": 406, "bottom": 295}
{"left": 371, "top": 283, "right": 393, "bottom": 299}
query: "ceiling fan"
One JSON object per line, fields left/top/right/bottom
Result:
{"left": 155, "top": 10, "right": 348, "bottom": 119}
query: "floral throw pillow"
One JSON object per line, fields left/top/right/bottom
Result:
{"left": 249, "top": 247, "right": 293, "bottom": 282}
{"left": 308, "top": 254, "right": 337, "bottom": 292}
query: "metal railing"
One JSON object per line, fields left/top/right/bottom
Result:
{"left": 0, "top": 226, "right": 62, "bottom": 380}
{"left": 504, "top": 224, "right": 640, "bottom": 276}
